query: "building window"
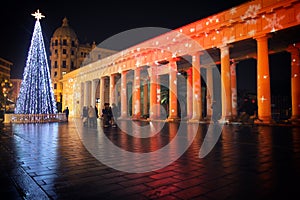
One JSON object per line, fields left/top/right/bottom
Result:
{"left": 71, "top": 61, "right": 74, "bottom": 69}
{"left": 54, "top": 71, "right": 57, "bottom": 77}
{"left": 63, "top": 49, "right": 67, "bottom": 54}
{"left": 62, "top": 61, "right": 67, "bottom": 68}
{"left": 55, "top": 49, "right": 58, "bottom": 54}
{"left": 54, "top": 61, "right": 58, "bottom": 68}
{"left": 54, "top": 83, "right": 57, "bottom": 89}
{"left": 55, "top": 40, "right": 58, "bottom": 46}
{"left": 71, "top": 50, "right": 74, "bottom": 55}
{"left": 63, "top": 39, "right": 67, "bottom": 46}
{"left": 71, "top": 40, "right": 75, "bottom": 47}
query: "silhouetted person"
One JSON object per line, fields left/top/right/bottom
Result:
{"left": 102, "top": 103, "right": 112, "bottom": 127}
{"left": 82, "top": 106, "right": 88, "bottom": 126}
{"left": 88, "top": 105, "right": 97, "bottom": 127}
{"left": 95, "top": 105, "right": 99, "bottom": 118}
{"left": 63, "top": 107, "right": 69, "bottom": 122}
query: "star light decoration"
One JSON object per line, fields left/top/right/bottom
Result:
{"left": 31, "top": 9, "right": 45, "bottom": 21}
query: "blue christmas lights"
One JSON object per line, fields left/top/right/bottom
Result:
{"left": 15, "top": 19, "right": 57, "bottom": 114}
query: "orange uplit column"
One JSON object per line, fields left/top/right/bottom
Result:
{"left": 109, "top": 74, "right": 116, "bottom": 105}
{"left": 132, "top": 68, "right": 141, "bottom": 119}
{"left": 156, "top": 75, "right": 161, "bottom": 118}
{"left": 255, "top": 35, "right": 271, "bottom": 123}
{"left": 80, "top": 82, "right": 84, "bottom": 111}
{"left": 143, "top": 79, "right": 149, "bottom": 117}
{"left": 84, "top": 81, "right": 91, "bottom": 107}
{"left": 186, "top": 67, "right": 193, "bottom": 119}
{"left": 190, "top": 52, "right": 202, "bottom": 121}
{"left": 120, "top": 71, "right": 128, "bottom": 119}
{"left": 99, "top": 77, "right": 105, "bottom": 107}
{"left": 149, "top": 67, "right": 158, "bottom": 119}
{"left": 230, "top": 61, "right": 238, "bottom": 119}
{"left": 206, "top": 66, "right": 214, "bottom": 119}
{"left": 91, "top": 79, "right": 97, "bottom": 107}
{"left": 220, "top": 45, "right": 232, "bottom": 121}
{"left": 287, "top": 44, "right": 300, "bottom": 120}
{"left": 168, "top": 61, "right": 179, "bottom": 121}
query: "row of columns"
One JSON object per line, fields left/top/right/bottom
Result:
{"left": 79, "top": 35, "right": 300, "bottom": 123}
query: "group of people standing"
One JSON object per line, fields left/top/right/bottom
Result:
{"left": 82, "top": 103, "right": 119, "bottom": 128}
{"left": 82, "top": 105, "right": 98, "bottom": 127}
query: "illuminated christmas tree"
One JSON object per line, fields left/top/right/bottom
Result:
{"left": 15, "top": 10, "right": 57, "bottom": 114}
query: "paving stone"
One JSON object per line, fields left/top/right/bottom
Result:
{"left": 1, "top": 121, "right": 300, "bottom": 199}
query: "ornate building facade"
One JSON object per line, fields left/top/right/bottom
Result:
{"left": 0, "top": 57, "right": 12, "bottom": 80}
{"left": 49, "top": 17, "right": 117, "bottom": 110}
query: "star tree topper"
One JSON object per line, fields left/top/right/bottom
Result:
{"left": 31, "top": 9, "right": 45, "bottom": 20}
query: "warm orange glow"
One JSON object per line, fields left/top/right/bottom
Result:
{"left": 255, "top": 35, "right": 271, "bottom": 123}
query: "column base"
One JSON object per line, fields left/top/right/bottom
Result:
{"left": 289, "top": 117, "right": 300, "bottom": 125}
{"left": 118, "top": 116, "right": 131, "bottom": 121}
{"left": 131, "top": 115, "right": 141, "bottom": 121}
{"left": 219, "top": 116, "right": 231, "bottom": 124}
{"left": 254, "top": 116, "right": 272, "bottom": 124}
{"left": 166, "top": 117, "right": 180, "bottom": 122}
{"left": 188, "top": 115, "right": 204, "bottom": 123}
{"left": 290, "top": 115, "right": 300, "bottom": 120}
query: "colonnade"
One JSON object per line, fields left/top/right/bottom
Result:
{"left": 76, "top": 37, "right": 300, "bottom": 124}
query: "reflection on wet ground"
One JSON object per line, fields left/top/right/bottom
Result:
{"left": 0, "top": 119, "right": 300, "bottom": 199}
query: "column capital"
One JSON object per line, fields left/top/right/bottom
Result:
{"left": 253, "top": 33, "right": 272, "bottom": 41}
{"left": 287, "top": 43, "right": 300, "bottom": 52}
{"left": 218, "top": 44, "right": 233, "bottom": 50}
{"left": 190, "top": 51, "right": 204, "bottom": 57}
{"left": 203, "top": 65, "right": 217, "bottom": 69}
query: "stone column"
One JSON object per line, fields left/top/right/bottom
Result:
{"left": 91, "top": 79, "right": 97, "bottom": 107}
{"left": 132, "top": 68, "right": 141, "bottom": 119}
{"left": 186, "top": 67, "right": 193, "bottom": 119}
{"left": 99, "top": 77, "right": 106, "bottom": 108}
{"left": 109, "top": 74, "right": 116, "bottom": 105}
{"left": 287, "top": 44, "right": 300, "bottom": 120}
{"left": 255, "top": 34, "right": 272, "bottom": 123}
{"left": 168, "top": 61, "right": 179, "bottom": 121}
{"left": 190, "top": 52, "right": 202, "bottom": 121}
{"left": 84, "top": 81, "right": 91, "bottom": 107}
{"left": 120, "top": 71, "right": 128, "bottom": 119}
{"left": 149, "top": 67, "right": 158, "bottom": 119}
{"left": 80, "top": 82, "right": 84, "bottom": 112}
{"left": 156, "top": 75, "right": 161, "bottom": 118}
{"left": 206, "top": 66, "right": 214, "bottom": 119}
{"left": 230, "top": 61, "right": 238, "bottom": 119}
{"left": 143, "top": 79, "right": 149, "bottom": 117}
{"left": 220, "top": 45, "right": 232, "bottom": 122}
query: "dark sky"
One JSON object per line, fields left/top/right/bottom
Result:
{"left": 0, "top": 0, "right": 249, "bottom": 79}
{"left": 0, "top": 0, "right": 292, "bottom": 98}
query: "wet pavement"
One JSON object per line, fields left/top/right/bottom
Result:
{"left": 0, "top": 118, "right": 300, "bottom": 200}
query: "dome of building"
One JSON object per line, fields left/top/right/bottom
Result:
{"left": 53, "top": 17, "right": 77, "bottom": 39}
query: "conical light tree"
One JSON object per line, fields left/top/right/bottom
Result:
{"left": 15, "top": 10, "right": 57, "bottom": 114}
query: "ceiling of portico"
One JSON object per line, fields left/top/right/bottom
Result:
{"left": 205, "top": 25, "right": 300, "bottom": 65}
{"left": 160, "top": 24, "right": 300, "bottom": 73}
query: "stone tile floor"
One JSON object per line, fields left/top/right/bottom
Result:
{"left": 0, "top": 119, "right": 300, "bottom": 199}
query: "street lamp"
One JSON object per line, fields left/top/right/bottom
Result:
{"left": 1, "top": 79, "right": 13, "bottom": 116}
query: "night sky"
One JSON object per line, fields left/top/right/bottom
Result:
{"left": 0, "top": 0, "right": 291, "bottom": 97}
